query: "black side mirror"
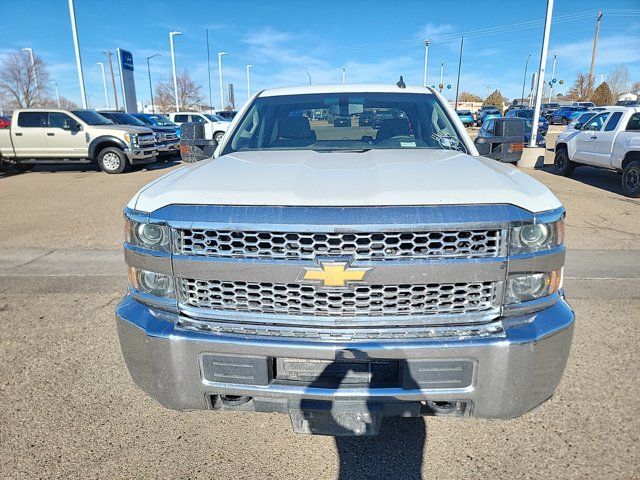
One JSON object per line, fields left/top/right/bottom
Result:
{"left": 474, "top": 137, "right": 491, "bottom": 155}
{"left": 573, "top": 122, "right": 582, "bottom": 130}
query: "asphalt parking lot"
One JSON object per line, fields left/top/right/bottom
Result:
{"left": 1, "top": 132, "right": 639, "bottom": 479}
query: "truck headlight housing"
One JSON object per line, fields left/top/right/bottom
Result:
{"left": 125, "top": 218, "right": 171, "bottom": 252}
{"left": 505, "top": 270, "right": 562, "bottom": 304}
{"left": 128, "top": 267, "right": 175, "bottom": 298}
{"left": 124, "top": 133, "right": 139, "bottom": 147}
{"left": 509, "top": 220, "right": 564, "bottom": 254}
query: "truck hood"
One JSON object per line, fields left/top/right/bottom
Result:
{"left": 130, "top": 149, "right": 561, "bottom": 213}
{"left": 91, "top": 125, "right": 153, "bottom": 135}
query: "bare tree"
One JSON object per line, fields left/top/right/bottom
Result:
{"left": 567, "top": 73, "right": 591, "bottom": 101}
{"left": 155, "top": 69, "right": 203, "bottom": 113}
{"left": 0, "top": 50, "right": 50, "bottom": 108}
{"left": 608, "top": 64, "right": 630, "bottom": 100}
{"left": 631, "top": 81, "right": 640, "bottom": 97}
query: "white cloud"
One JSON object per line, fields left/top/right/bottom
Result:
{"left": 552, "top": 34, "right": 640, "bottom": 70}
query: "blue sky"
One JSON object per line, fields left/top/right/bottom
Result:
{"left": 1, "top": 0, "right": 639, "bottom": 109}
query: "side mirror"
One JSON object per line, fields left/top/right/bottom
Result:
{"left": 474, "top": 137, "right": 491, "bottom": 155}
{"left": 573, "top": 122, "right": 582, "bottom": 130}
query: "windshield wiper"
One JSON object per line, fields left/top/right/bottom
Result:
{"left": 312, "top": 147, "right": 373, "bottom": 153}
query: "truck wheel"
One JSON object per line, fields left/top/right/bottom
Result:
{"left": 554, "top": 148, "right": 575, "bottom": 177}
{"left": 622, "top": 161, "right": 640, "bottom": 198}
{"left": 98, "top": 147, "right": 128, "bottom": 174}
{"left": 213, "top": 131, "right": 224, "bottom": 143}
{"left": 562, "top": 118, "right": 568, "bottom": 125}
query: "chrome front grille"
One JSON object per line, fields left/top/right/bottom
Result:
{"left": 175, "top": 228, "right": 502, "bottom": 260}
{"left": 178, "top": 279, "right": 498, "bottom": 318}
{"left": 139, "top": 134, "right": 156, "bottom": 147}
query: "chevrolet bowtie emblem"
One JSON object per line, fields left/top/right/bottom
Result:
{"left": 300, "top": 262, "right": 370, "bottom": 288}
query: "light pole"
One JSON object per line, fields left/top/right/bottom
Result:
{"left": 146, "top": 54, "right": 160, "bottom": 113}
{"left": 169, "top": 31, "right": 182, "bottom": 111}
{"left": 454, "top": 37, "right": 464, "bottom": 110}
{"left": 548, "top": 54, "right": 557, "bottom": 103}
{"left": 246, "top": 64, "right": 253, "bottom": 99}
{"left": 54, "top": 83, "right": 61, "bottom": 107}
{"left": 22, "top": 48, "right": 40, "bottom": 105}
{"left": 439, "top": 61, "right": 444, "bottom": 92}
{"left": 305, "top": 70, "right": 312, "bottom": 85}
{"left": 218, "top": 52, "right": 227, "bottom": 109}
{"left": 96, "top": 62, "right": 109, "bottom": 109}
{"left": 206, "top": 29, "right": 213, "bottom": 114}
{"left": 423, "top": 39, "right": 431, "bottom": 87}
{"left": 103, "top": 50, "right": 118, "bottom": 110}
{"left": 67, "top": 0, "right": 87, "bottom": 108}
{"left": 342, "top": 66, "right": 346, "bottom": 84}
{"left": 530, "top": 0, "right": 554, "bottom": 148}
{"left": 521, "top": 54, "right": 531, "bottom": 105}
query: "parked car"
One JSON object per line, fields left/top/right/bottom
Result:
{"left": 555, "top": 106, "right": 640, "bottom": 197}
{"left": 551, "top": 106, "right": 588, "bottom": 125}
{"left": 456, "top": 110, "right": 475, "bottom": 127}
{"left": 0, "top": 109, "right": 156, "bottom": 173}
{"left": 213, "top": 110, "right": 238, "bottom": 120}
{"left": 99, "top": 111, "right": 179, "bottom": 158}
{"left": 476, "top": 108, "right": 501, "bottom": 126}
{"left": 117, "top": 84, "right": 573, "bottom": 436}
{"left": 132, "top": 113, "right": 181, "bottom": 137}
{"left": 541, "top": 102, "right": 560, "bottom": 120}
{"left": 615, "top": 100, "right": 640, "bottom": 107}
{"left": 0, "top": 115, "right": 10, "bottom": 129}
{"left": 572, "top": 101, "right": 596, "bottom": 109}
{"left": 168, "top": 112, "right": 230, "bottom": 142}
{"left": 333, "top": 116, "right": 351, "bottom": 127}
{"left": 505, "top": 108, "right": 548, "bottom": 136}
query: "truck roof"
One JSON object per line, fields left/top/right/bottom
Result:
{"left": 257, "top": 84, "right": 436, "bottom": 97}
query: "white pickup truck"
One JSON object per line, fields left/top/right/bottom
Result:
{"left": 554, "top": 106, "right": 640, "bottom": 197}
{"left": 117, "top": 84, "right": 574, "bottom": 436}
{"left": 168, "top": 112, "right": 230, "bottom": 143}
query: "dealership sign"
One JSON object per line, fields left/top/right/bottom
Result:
{"left": 117, "top": 48, "right": 138, "bottom": 113}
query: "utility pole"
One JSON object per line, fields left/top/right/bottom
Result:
{"left": 548, "top": 54, "right": 557, "bottom": 103}
{"left": 305, "top": 70, "right": 312, "bottom": 85}
{"left": 454, "top": 37, "right": 464, "bottom": 110}
{"left": 521, "top": 54, "right": 531, "bottom": 105}
{"left": 588, "top": 10, "right": 603, "bottom": 93}
{"left": 104, "top": 50, "right": 118, "bottom": 110}
{"left": 67, "top": 0, "right": 87, "bottom": 108}
{"left": 146, "top": 54, "right": 160, "bottom": 113}
{"left": 423, "top": 39, "right": 431, "bottom": 87}
{"left": 530, "top": 0, "right": 554, "bottom": 148}
{"left": 246, "top": 64, "right": 253, "bottom": 99}
{"left": 439, "top": 61, "right": 444, "bottom": 92}
{"left": 169, "top": 31, "right": 182, "bottom": 112}
{"left": 22, "top": 48, "right": 40, "bottom": 105}
{"left": 218, "top": 52, "right": 227, "bottom": 109}
{"left": 96, "top": 62, "right": 109, "bottom": 109}
{"left": 54, "top": 83, "right": 61, "bottom": 107}
{"left": 529, "top": 72, "right": 537, "bottom": 107}
{"left": 206, "top": 29, "right": 213, "bottom": 114}
{"left": 342, "top": 66, "right": 346, "bottom": 84}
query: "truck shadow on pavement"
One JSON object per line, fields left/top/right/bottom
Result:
{"left": 297, "top": 350, "right": 427, "bottom": 479}
{"left": 538, "top": 164, "right": 626, "bottom": 197}
{"left": 0, "top": 158, "right": 181, "bottom": 178}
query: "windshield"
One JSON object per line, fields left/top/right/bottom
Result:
{"left": 457, "top": 110, "right": 472, "bottom": 115}
{"left": 71, "top": 110, "right": 113, "bottom": 125}
{"left": 104, "top": 112, "right": 146, "bottom": 126}
{"left": 205, "top": 114, "right": 230, "bottom": 122}
{"left": 143, "top": 114, "right": 176, "bottom": 127}
{"left": 516, "top": 110, "right": 534, "bottom": 118}
{"left": 222, "top": 92, "right": 467, "bottom": 154}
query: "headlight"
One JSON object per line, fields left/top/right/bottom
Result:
{"left": 510, "top": 220, "right": 564, "bottom": 254}
{"left": 505, "top": 269, "right": 562, "bottom": 304}
{"left": 124, "top": 133, "right": 139, "bottom": 147}
{"left": 125, "top": 217, "right": 170, "bottom": 251}
{"left": 128, "top": 267, "right": 174, "bottom": 297}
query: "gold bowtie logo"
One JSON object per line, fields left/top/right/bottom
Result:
{"left": 301, "top": 262, "right": 370, "bottom": 288}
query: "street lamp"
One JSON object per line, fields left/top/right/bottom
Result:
{"left": 342, "top": 66, "right": 346, "bottom": 84}
{"left": 521, "top": 53, "right": 532, "bottom": 105}
{"left": 22, "top": 48, "right": 40, "bottom": 105}
{"left": 218, "top": 52, "right": 228, "bottom": 109}
{"left": 423, "top": 39, "right": 431, "bottom": 87}
{"left": 68, "top": 0, "right": 87, "bottom": 108}
{"left": 96, "top": 62, "right": 109, "bottom": 109}
{"left": 54, "top": 83, "right": 61, "bottom": 108}
{"left": 246, "top": 64, "right": 253, "bottom": 99}
{"left": 439, "top": 61, "right": 444, "bottom": 92}
{"left": 146, "top": 54, "right": 161, "bottom": 113}
{"left": 305, "top": 70, "right": 312, "bottom": 85}
{"left": 169, "top": 31, "right": 182, "bottom": 111}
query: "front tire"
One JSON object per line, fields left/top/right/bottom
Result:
{"left": 554, "top": 147, "right": 576, "bottom": 177}
{"left": 213, "top": 131, "right": 225, "bottom": 143}
{"left": 97, "top": 147, "right": 128, "bottom": 174}
{"left": 562, "top": 117, "right": 568, "bottom": 125}
{"left": 622, "top": 161, "right": 640, "bottom": 198}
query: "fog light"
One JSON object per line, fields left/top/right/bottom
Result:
{"left": 128, "top": 267, "right": 174, "bottom": 297}
{"left": 505, "top": 270, "right": 561, "bottom": 304}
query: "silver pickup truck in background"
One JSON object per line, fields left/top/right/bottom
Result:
{"left": 0, "top": 108, "right": 158, "bottom": 174}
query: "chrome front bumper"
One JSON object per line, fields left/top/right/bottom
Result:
{"left": 116, "top": 295, "right": 574, "bottom": 420}
{"left": 157, "top": 141, "right": 180, "bottom": 154}
{"left": 124, "top": 147, "right": 158, "bottom": 164}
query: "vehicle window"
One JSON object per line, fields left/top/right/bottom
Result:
{"left": 71, "top": 110, "right": 113, "bottom": 125}
{"left": 626, "top": 113, "right": 640, "bottom": 131}
{"left": 190, "top": 115, "right": 205, "bottom": 123}
{"left": 146, "top": 115, "right": 175, "bottom": 126}
{"left": 485, "top": 120, "right": 495, "bottom": 135}
{"left": 133, "top": 115, "right": 154, "bottom": 125}
{"left": 583, "top": 113, "right": 610, "bottom": 131}
{"left": 224, "top": 92, "right": 467, "bottom": 154}
{"left": 101, "top": 112, "right": 146, "bottom": 126}
{"left": 604, "top": 112, "right": 623, "bottom": 132}
{"left": 17, "top": 111, "right": 48, "bottom": 128}
{"left": 174, "top": 114, "right": 189, "bottom": 123}
{"left": 48, "top": 112, "right": 74, "bottom": 129}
